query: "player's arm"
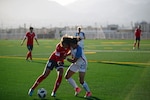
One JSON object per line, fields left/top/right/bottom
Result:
{"left": 66, "top": 50, "right": 71, "bottom": 56}
{"left": 67, "top": 47, "right": 82, "bottom": 63}
{"left": 34, "top": 34, "right": 39, "bottom": 45}
{"left": 35, "top": 38, "right": 39, "bottom": 45}
{"left": 83, "top": 32, "right": 86, "bottom": 39}
{"left": 67, "top": 57, "right": 78, "bottom": 63}
{"left": 21, "top": 36, "right": 26, "bottom": 46}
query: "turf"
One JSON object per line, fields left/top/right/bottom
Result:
{"left": 0, "top": 39, "right": 150, "bottom": 100}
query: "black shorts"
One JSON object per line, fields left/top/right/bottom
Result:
{"left": 136, "top": 37, "right": 140, "bottom": 41}
{"left": 27, "top": 45, "right": 33, "bottom": 51}
{"left": 46, "top": 60, "right": 64, "bottom": 70}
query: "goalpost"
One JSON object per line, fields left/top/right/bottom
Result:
{"left": 95, "top": 25, "right": 106, "bottom": 39}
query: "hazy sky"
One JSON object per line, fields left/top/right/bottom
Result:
{"left": 48, "top": 0, "right": 77, "bottom": 6}
{"left": 0, "top": 0, "right": 149, "bottom": 28}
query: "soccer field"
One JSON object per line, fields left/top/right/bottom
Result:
{"left": 0, "top": 39, "right": 150, "bottom": 100}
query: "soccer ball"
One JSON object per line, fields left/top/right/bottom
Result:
{"left": 37, "top": 88, "right": 47, "bottom": 99}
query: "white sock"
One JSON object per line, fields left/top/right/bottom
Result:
{"left": 67, "top": 78, "right": 78, "bottom": 88}
{"left": 82, "top": 81, "right": 90, "bottom": 92}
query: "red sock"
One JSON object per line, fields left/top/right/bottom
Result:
{"left": 26, "top": 52, "right": 30, "bottom": 60}
{"left": 52, "top": 75, "right": 63, "bottom": 93}
{"left": 31, "top": 75, "right": 46, "bottom": 90}
{"left": 134, "top": 43, "right": 136, "bottom": 47}
{"left": 29, "top": 52, "right": 32, "bottom": 60}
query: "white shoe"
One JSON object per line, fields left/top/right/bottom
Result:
{"left": 28, "top": 88, "right": 34, "bottom": 96}
{"left": 51, "top": 92, "right": 56, "bottom": 97}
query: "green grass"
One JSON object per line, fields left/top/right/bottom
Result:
{"left": 0, "top": 39, "right": 150, "bottom": 100}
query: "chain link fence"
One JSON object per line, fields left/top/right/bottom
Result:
{"left": 0, "top": 28, "right": 150, "bottom": 40}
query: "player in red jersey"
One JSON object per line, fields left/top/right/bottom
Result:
{"left": 133, "top": 25, "right": 142, "bottom": 49}
{"left": 21, "top": 27, "right": 39, "bottom": 61}
{"left": 28, "top": 36, "right": 71, "bottom": 97}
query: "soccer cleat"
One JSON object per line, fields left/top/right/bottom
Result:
{"left": 51, "top": 92, "right": 56, "bottom": 97}
{"left": 28, "top": 88, "right": 34, "bottom": 96}
{"left": 133, "top": 47, "right": 135, "bottom": 50}
{"left": 84, "top": 92, "right": 92, "bottom": 98}
{"left": 74, "top": 87, "right": 81, "bottom": 96}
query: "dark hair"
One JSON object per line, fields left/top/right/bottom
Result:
{"left": 70, "top": 38, "right": 78, "bottom": 44}
{"left": 61, "top": 36, "right": 80, "bottom": 45}
{"left": 61, "top": 36, "right": 71, "bottom": 45}
{"left": 30, "top": 27, "right": 33, "bottom": 29}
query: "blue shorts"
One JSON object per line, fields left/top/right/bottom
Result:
{"left": 46, "top": 60, "right": 64, "bottom": 70}
{"left": 27, "top": 45, "right": 33, "bottom": 51}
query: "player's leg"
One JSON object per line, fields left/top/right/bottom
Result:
{"left": 32, "top": 68, "right": 50, "bottom": 89}
{"left": 26, "top": 46, "right": 30, "bottom": 60}
{"left": 65, "top": 64, "right": 81, "bottom": 96}
{"left": 26, "top": 45, "right": 32, "bottom": 60}
{"left": 78, "top": 62, "right": 92, "bottom": 98}
{"left": 65, "top": 69, "right": 76, "bottom": 87}
{"left": 51, "top": 67, "right": 64, "bottom": 97}
{"left": 137, "top": 38, "right": 140, "bottom": 49}
{"left": 28, "top": 67, "right": 51, "bottom": 96}
{"left": 28, "top": 60, "right": 54, "bottom": 96}
{"left": 79, "top": 72, "right": 92, "bottom": 98}
{"left": 133, "top": 38, "right": 137, "bottom": 49}
{"left": 29, "top": 45, "right": 33, "bottom": 60}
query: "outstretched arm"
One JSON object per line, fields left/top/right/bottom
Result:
{"left": 21, "top": 37, "right": 26, "bottom": 46}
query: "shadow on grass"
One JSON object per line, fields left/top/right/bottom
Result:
{"left": 32, "top": 60, "right": 70, "bottom": 68}
{"left": 33, "top": 98, "right": 49, "bottom": 100}
{"left": 76, "top": 96, "right": 101, "bottom": 100}
{"left": 96, "top": 61, "right": 144, "bottom": 68}
{"left": 32, "top": 60, "right": 46, "bottom": 65}
{"left": 33, "top": 96, "right": 101, "bottom": 100}
{"left": 33, "top": 97, "right": 62, "bottom": 100}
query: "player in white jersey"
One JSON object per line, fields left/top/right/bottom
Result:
{"left": 65, "top": 37, "right": 92, "bottom": 98}
{"left": 75, "top": 27, "right": 85, "bottom": 49}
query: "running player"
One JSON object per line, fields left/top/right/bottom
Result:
{"left": 75, "top": 27, "right": 86, "bottom": 49}
{"left": 21, "top": 27, "right": 39, "bottom": 61}
{"left": 133, "top": 25, "right": 142, "bottom": 49}
{"left": 28, "top": 36, "right": 71, "bottom": 97}
{"left": 65, "top": 37, "right": 92, "bottom": 98}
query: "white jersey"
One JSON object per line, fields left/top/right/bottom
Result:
{"left": 71, "top": 45, "right": 87, "bottom": 65}
{"left": 75, "top": 32, "right": 85, "bottom": 49}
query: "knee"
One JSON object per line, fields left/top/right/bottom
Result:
{"left": 64, "top": 72, "right": 70, "bottom": 80}
{"left": 65, "top": 75, "right": 69, "bottom": 80}
{"left": 42, "top": 75, "right": 47, "bottom": 79}
{"left": 42, "top": 73, "right": 49, "bottom": 79}
{"left": 57, "top": 68, "right": 64, "bottom": 76}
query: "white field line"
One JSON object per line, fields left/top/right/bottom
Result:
{"left": 85, "top": 49, "right": 150, "bottom": 53}
{"left": 85, "top": 44, "right": 150, "bottom": 47}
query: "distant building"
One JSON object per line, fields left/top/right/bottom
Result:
{"left": 135, "top": 21, "right": 150, "bottom": 32}
{"left": 107, "top": 24, "right": 119, "bottom": 30}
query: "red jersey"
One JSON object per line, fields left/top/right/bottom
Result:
{"left": 26, "top": 32, "right": 36, "bottom": 45}
{"left": 135, "top": 28, "right": 141, "bottom": 38}
{"left": 49, "top": 43, "right": 70, "bottom": 62}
